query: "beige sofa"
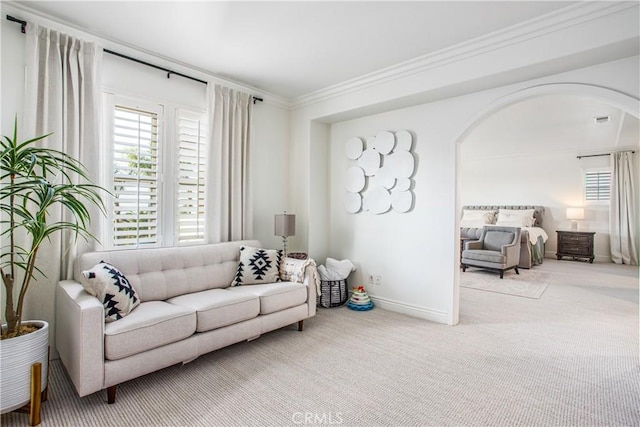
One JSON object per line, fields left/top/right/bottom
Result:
{"left": 55, "top": 240, "right": 316, "bottom": 403}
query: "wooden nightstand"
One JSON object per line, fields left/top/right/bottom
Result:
{"left": 556, "top": 230, "right": 595, "bottom": 263}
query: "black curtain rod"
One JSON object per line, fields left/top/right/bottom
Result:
{"left": 577, "top": 150, "right": 635, "bottom": 159}
{"left": 6, "top": 14, "right": 264, "bottom": 104}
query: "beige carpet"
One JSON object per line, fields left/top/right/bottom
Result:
{"left": 460, "top": 267, "right": 551, "bottom": 298}
{"left": 2, "top": 260, "right": 638, "bottom": 426}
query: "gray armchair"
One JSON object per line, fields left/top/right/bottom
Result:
{"left": 462, "top": 226, "right": 521, "bottom": 279}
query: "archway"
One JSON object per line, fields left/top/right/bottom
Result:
{"left": 452, "top": 83, "right": 640, "bottom": 324}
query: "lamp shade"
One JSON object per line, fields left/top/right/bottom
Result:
{"left": 274, "top": 213, "right": 296, "bottom": 237}
{"left": 566, "top": 207, "right": 584, "bottom": 220}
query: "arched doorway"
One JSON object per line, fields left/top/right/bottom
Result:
{"left": 452, "top": 83, "right": 640, "bottom": 324}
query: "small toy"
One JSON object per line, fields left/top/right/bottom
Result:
{"left": 347, "top": 286, "right": 374, "bottom": 311}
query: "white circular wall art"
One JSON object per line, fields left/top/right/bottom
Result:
{"left": 345, "top": 137, "right": 364, "bottom": 160}
{"left": 366, "top": 187, "right": 391, "bottom": 214}
{"left": 358, "top": 148, "right": 381, "bottom": 176}
{"left": 344, "top": 129, "right": 415, "bottom": 214}
{"left": 344, "top": 192, "right": 362, "bottom": 214}
{"left": 345, "top": 166, "right": 366, "bottom": 193}
{"left": 396, "top": 177, "right": 411, "bottom": 191}
{"left": 376, "top": 166, "right": 396, "bottom": 189}
{"left": 395, "top": 130, "right": 413, "bottom": 151}
{"left": 374, "top": 131, "right": 395, "bottom": 154}
{"left": 391, "top": 190, "right": 413, "bottom": 213}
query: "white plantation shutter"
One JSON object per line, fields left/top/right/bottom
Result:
{"left": 585, "top": 170, "right": 611, "bottom": 202}
{"left": 177, "top": 111, "right": 207, "bottom": 243}
{"left": 112, "top": 105, "right": 161, "bottom": 247}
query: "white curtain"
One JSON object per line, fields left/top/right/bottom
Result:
{"left": 609, "top": 151, "right": 638, "bottom": 265}
{"left": 23, "top": 24, "right": 102, "bottom": 320}
{"left": 207, "top": 84, "right": 254, "bottom": 242}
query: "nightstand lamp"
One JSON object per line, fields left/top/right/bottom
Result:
{"left": 274, "top": 212, "right": 295, "bottom": 257}
{"left": 566, "top": 207, "right": 584, "bottom": 231}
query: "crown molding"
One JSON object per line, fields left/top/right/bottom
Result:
{"left": 290, "top": 1, "right": 638, "bottom": 110}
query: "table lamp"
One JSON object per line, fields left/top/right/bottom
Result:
{"left": 566, "top": 207, "right": 584, "bottom": 231}
{"left": 274, "top": 212, "right": 295, "bottom": 256}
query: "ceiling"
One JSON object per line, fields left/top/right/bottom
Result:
{"left": 13, "top": 1, "right": 576, "bottom": 100}
{"left": 462, "top": 95, "right": 640, "bottom": 158}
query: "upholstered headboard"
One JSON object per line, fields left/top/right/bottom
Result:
{"left": 462, "top": 205, "right": 545, "bottom": 227}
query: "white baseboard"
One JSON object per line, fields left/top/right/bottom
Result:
{"left": 368, "top": 296, "right": 448, "bottom": 324}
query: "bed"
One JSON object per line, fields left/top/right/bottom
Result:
{"left": 460, "top": 205, "right": 548, "bottom": 269}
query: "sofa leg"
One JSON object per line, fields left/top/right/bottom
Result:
{"left": 107, "top": 385, "right": 117, "bottom": 404}
{"left": 515, "top": 267, "right": 519, "bottom": 275}
{"left": 461, "top": 264, "right": 466, "bottom": 272}
{"left": 500, "top": 271, "right": 504, "bottom": 279}
{"left": 298, "top": 320, "right": 304, "bottom": 332}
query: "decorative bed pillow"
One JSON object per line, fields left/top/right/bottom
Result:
{"left": 232, "top": 246, "right": 283, "bottom": 286}
{"left": 496, "top": 209, "right": 535, "bottom": 227}
{"left": 460, "top": 209, "right": 496, "bottom": 228}
{"left": 81, "top": 261, "right": 140, "bottom": 322}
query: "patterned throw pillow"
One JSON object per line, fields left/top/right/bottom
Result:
{"left": 82, "top": 261, "right": 140, "bottom": 322}
{"left": 232, "top": 246, "right": 282, "bottom": 286}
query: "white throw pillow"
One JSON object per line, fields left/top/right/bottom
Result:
{"left": 460, "top": 209, "right": 496, "bottom": 228}
{"left": 496, "top": 209, "right": 535, "bottom": 227}
{"left": 232, "top": 246, "right": 283, "bottom": 286}
{"left": 82, "top": 261, "right": 140, "bottom": 322}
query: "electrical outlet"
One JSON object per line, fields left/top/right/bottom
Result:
{"left": 374, "top": 275, "right": 382, "bottom": 286}
{"left": 368, "top": 275, "right": 375, "bottom": 286}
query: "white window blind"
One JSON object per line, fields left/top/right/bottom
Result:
{"left": 176, "top": 111, "right": 207, "bottom": 243}
{"left": 585, "top": 170, "right": 611, "bottom": 202}
{"left": 112, "top": 105, "right": 161, "bottom": 247}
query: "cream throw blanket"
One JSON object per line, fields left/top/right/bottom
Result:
{"left": 280, "top": 257, "right": 321, "bottom": 295}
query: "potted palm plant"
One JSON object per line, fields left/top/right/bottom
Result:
{"left": 1, "top": 117, "right": 107, "bottom": 414}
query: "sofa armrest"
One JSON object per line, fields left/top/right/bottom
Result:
{"left": 302, "top": 264, "right": 317, "bottom": 318}
{"left": 56, "top": 280, "right": 105, "bottom": 397}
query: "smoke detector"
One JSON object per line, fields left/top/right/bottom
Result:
{"left": 593, "top": 115, "right": 611, "bottom": 124}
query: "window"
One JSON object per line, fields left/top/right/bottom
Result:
{"left": 176, "top": 111, "right": 208, "bottom": 243}
{"left": 111, "top": 103, "right": 162, "bottom": 247}
{"left": 105, "top": 94, "right": 208, "bottom": 249}
{"left": 584, "top": 170, "right": 611, "bottom": 202}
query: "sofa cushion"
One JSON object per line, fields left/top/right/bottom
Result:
{"left": 232, "top": 246, "right": 282, "bottom": 286}
{"left": 104, "top": 301, "right": 196, "bottom": 360}
{"left": 167, "top": 289, "right": 260, "bottom": 332}
{"left": 228, "top": 282, "right": 307, "bottom": 314}
{"left": 81, "top": 261, "right": 140, "bottom": 322}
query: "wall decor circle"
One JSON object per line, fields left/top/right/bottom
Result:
{"left": 391, "top": 190, "right": 413, "bottom": 213}
{"left": 396, "top": 177, "right": 411, "bottom": 191}
{"left": 395, "top": 130, "right": 413, "bottom": 151}
{"left": 345, "top": 137, "right": 364, "bottom": 160}
{"left": 376, "top": 166, "right": 396, "bottom": 189}
{"left": 374, "top": 131, "right": 395, "bottom": 154}
{"left": 365, "top": 187, "right": 391, "bottom": 214}
{"left": 358, "top": 148, "right": 381, "bottom": 176}
{"left": 344, "top": 192, "right": 362, "bottom": 214}
{"left": 345, "top": 166, "right": 366, "bottom": 193}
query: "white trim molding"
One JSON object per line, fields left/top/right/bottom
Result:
{"left": 291, "top": 1, "right": 638, "bottom": 109}
{"left": 369, "top": 296, "right": 450, "bottom": 325}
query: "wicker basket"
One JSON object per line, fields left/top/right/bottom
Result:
{"left": 317, "top": 279, "right": 348, "bottom": 308}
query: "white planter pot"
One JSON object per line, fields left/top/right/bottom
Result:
{"left": 0, "top": 320, "right": 49, "bottom": 414}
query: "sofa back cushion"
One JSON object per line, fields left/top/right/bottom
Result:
{"left": 75, "top": 240, "right": 261, "bottom": 302}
